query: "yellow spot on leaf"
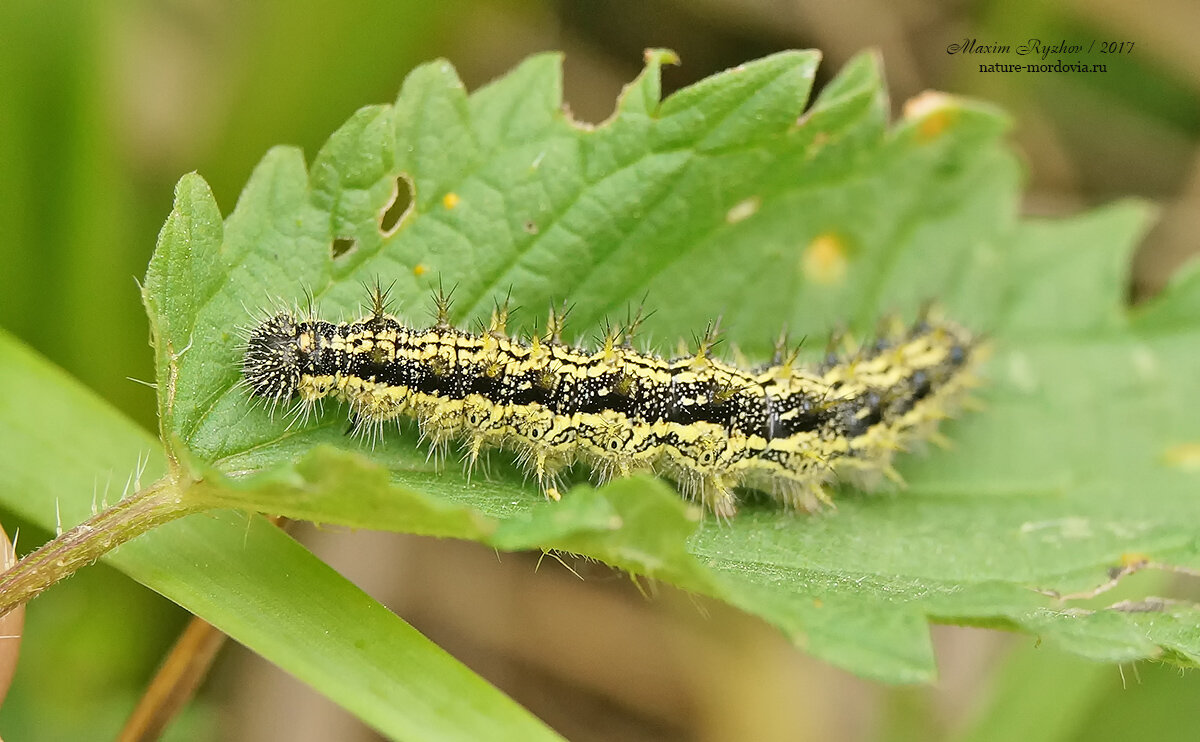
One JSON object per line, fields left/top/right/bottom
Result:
{"left": 903, "top": 91, "right": 959, "bottom": 141}
{"left": 802, "top": 233, "right": 848, "bottom": 285}
{"left": 413, "top": 263, "right": 428, "bottom": 277}
{"left": 1120, "top": 552, "right": 1150, "bottom": 569}
{"left": 442, "top": 192, "right": 460, "bottom": 210}
{"left": 1163, "top": 442, "right": 1200, "bottom": 471}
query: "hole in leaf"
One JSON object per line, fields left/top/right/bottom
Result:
{"left": 332, "top": 237, "right": 357, "bottom": 259}
{"left": 379, "top": 173, "right": 415, "bottom": 236}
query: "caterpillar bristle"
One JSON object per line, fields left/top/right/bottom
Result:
{"left": 431, "top": 279, "right": 456, "bottom": 330}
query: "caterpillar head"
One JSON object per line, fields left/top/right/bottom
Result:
{"left": 242, "top": 313, "right": 302, "bottom": 403}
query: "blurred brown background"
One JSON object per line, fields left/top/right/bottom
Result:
{"left": 1, "top": 0, "right": 1198, "bottom": 740}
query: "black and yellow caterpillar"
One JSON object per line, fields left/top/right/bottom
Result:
{"left": 242, "top": 285, "right": 983, "bottom": 516}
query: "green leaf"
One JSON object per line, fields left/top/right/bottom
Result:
{"left": 143, "top": 49, "right": 1200, "bottom": 683}
{"left": 0, "top": 330, "right": 562, "bottom": 742}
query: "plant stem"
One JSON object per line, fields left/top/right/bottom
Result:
{"left": 0, "top": 476, "right": 199, "bottom": 619}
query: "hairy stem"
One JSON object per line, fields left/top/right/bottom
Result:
{"left": 0, "top": 476, "right": 199, "bottom": 619}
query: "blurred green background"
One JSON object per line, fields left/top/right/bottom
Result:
{"left": 1, "top": 0, "right": 1198, "bottom": 740}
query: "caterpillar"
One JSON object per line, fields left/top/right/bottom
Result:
{"left": 241, "top": 284, "right": 984, "bottom": 517}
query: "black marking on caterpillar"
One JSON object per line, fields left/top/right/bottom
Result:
{"left": 241, "top": 284, "right": 985, "bottom": 517}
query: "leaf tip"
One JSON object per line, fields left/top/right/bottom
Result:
{"left": 168, "top": 171, "right": 221, "bottom": 222}
{"left": 643, "top": 47, "right": 681, "bottom": 67}
{"left": 610, "top": 48, "right": 682, "bottom": 120}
